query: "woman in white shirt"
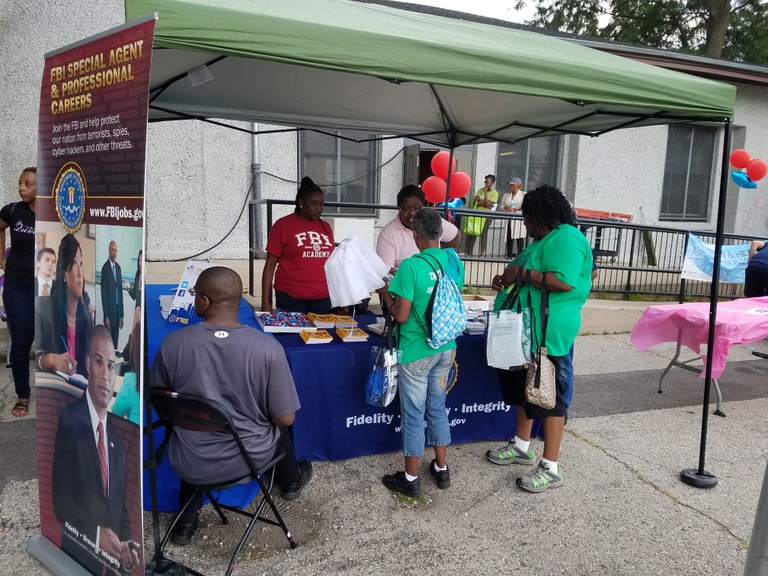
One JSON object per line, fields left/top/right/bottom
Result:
{"left": 498, "top": 178, "right": 527, "bottom": 258}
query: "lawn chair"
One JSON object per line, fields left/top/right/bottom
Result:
{"left": 150, "top": 390, "right": 298, "bottom": 576}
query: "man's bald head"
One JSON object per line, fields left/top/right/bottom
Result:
{"left": 90, "top": 324, "right": 113, "bottom": 354}
{"left": 196, "top": 266, "right": 242, "bottom": 310}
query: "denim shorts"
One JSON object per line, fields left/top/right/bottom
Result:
{"left": 397, "top": 349, "right": 456, "bottom": 457}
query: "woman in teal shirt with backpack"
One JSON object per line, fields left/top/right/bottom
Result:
{"left": 379, "top": 208, "right": 465, "bottom": 499}
{"left": 485, "top": 185, "right": 592, "bottom": 493}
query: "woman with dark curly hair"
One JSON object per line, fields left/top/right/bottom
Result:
{"left": 35, "top": 233, "right": 94, "bottom": 378}
{"left": 483, "top": 185, "right": 593, "bottom": 493}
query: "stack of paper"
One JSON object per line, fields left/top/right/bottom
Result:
{"left": 464, "top": 320, "right": 486, "bottom": 335}
{"left": 465, "top": 308, "right": 485, "bottom": 322}
{"left": 336, "top": 326, "right": 370, "bottom": 342}
{"left": 366, "top": 318, "right": 387, "bottom": 336}
{"left": 300, "top": 329, "right": 334, "bottom": 344}
{"left": 307, "top": 313, "right": 336, "bottom": 328}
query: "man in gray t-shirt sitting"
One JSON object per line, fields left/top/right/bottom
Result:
{"left": 151, "top": 266, "right": 312, "bottom": 546}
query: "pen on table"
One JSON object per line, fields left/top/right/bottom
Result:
{"left": 60, "top": 335, "right": 74, "bottom": 373}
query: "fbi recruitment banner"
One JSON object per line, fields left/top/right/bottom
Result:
{"left": 29, "top": 16, "right": 155, "bottom": 576}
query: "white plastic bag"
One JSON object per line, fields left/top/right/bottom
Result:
{"left": 325, "top": 236, "right": 389, "bottom": 307}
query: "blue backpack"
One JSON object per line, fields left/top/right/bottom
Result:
{"left": 415, "top": 253, "right": 467, "bottom": 349}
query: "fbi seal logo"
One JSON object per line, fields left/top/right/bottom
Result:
{"left": 53, "top": 162, "right": 87, "bottom": 233}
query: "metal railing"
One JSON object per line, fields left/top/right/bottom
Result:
{"left": 250, "top": 199, "right": 753, "bottom": 300}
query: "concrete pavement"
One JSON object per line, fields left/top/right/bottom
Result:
{"left": 1, "top": 261, "right": 767, "bottom": 575}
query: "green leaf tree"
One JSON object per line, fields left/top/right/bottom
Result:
{"left": 525, "top": 0, "right": 768, "bottom": 64}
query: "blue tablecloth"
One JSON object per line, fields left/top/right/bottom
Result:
{"left": 272, "top": 320, "right": 528, "bottom": 461}
{"left": 145, "top": 284, "right": 536, "bottom": 510}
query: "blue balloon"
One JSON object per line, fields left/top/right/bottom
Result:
{"left": 731, "top": 171, "right": 757, "bottom": 189}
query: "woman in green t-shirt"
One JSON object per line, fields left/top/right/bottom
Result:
{"left": 379, "top": 208, "right": 465, "bottom": 499}
{"left": 466, "top": 174, "right": 498, "bottom": 257}
{"left": 484, "top": 185, "right": 593, "bottom": 493}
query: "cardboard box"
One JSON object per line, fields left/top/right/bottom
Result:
{"left": 462, "top": 294, "right": 492, "bottom": 311}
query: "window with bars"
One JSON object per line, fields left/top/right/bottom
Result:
{"left": 496, "top": 136, "right": 561, "bottom": 191}
{"left": 659, "top": 125, "right": 716, "bottom": 221}
{"left": 299, "top": 130, "right": 380, "bottom": 216}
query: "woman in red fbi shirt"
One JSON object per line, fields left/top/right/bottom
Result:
{"left": 261, "top": 177, "right": 335, "bottom": 314}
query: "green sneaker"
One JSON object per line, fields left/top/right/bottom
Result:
{"left": 516, "top": 463, "right": 564, "bottom": 493}
{"left": 485, "top": 441, "right": 536, "bottom": 466}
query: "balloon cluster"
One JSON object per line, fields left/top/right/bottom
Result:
{"left": 422, "top": 151, "right": 472, "bottom": 204}
{"left": 730, "top": 149, "right": 767, "bottom": 189}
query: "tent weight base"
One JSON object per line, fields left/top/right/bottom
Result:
{"left": 680, "top": 468, "right": 718, "bottom": 489}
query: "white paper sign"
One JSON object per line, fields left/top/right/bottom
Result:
{"left": 167, "top": 260, "right": 214, "bottom": 325}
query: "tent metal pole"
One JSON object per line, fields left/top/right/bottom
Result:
{"left": 442, "top": 143, "right": 456, "bottom": 219}
{"left": 680, "top": 117, "right": 732, "bottom": 489}
{"left": 249, "top": 122, "right": 262, "bottom": 296}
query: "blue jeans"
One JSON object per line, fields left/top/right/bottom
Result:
{"left": 560, "top": 344, "right": 575, "bottom": 412}
{"left": 398, "top": 349, "right": 455, "bottom": 457}
{"left": 3, "top": 280, "right": 34, "bottom": 398}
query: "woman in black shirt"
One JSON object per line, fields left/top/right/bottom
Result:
{"left": 0, "top": 167, "right": 36, "bottom": 417}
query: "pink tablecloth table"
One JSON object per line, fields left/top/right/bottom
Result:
{"left": 630, "top": 296, "right": 768, "bottom": 414}
{"left": 631, "top": 296, "right": 768, "bottom": 377}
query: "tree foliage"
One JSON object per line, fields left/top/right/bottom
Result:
{"left": 525, "top": 0, "right": 768, "bottom": 65}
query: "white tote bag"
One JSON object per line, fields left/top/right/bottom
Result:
{"left": 486, "top": 309, "right": 528, "bottom": 370}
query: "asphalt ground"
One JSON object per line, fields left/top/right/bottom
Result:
{"left": 2, "top": 327, "right": 767, "bottom": 575}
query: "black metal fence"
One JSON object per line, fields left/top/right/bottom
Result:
{"left": 454, "top": 207, "right": 753, "bottom": 299}
{"left": 251, "top": 199, "right": 754, "bottom": 300}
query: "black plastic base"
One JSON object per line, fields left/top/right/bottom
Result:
{"left": 680, "top": 468, "right": 718, "bottom": 488}
{"left": 145, "top": 559, "right": 187, "bottom": 576}
{"left": 752, "top": 350, "right": 768, "bottom": 360}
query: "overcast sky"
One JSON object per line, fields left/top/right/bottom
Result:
{"left": 387, "top": 0, "right": 536, "bottom": 23}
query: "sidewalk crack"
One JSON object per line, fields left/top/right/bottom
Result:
{"left": 565, "top": 427, "right": 749, "bottom": 550}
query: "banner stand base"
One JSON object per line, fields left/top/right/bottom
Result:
{"left": 145, "top": 559, "right": 188, "bottom": 575}
{"left": 27, "top": 534, "right": 91, "bottom": 576}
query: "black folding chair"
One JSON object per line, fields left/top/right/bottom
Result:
{"left": 150, "top": 390, "right": 298, "bottom": 576}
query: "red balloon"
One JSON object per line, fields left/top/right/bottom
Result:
{"left": 431, "top": 151, "right": 456, "bottom": 180}
{"left": 746, "top": 158, "right": 768, "bottom": 182}
{"left": 730, "top": 149, "right": 751, "bottom": 169}
{"left": 422, "top": 176, "right": 447, "bottom": 204}
{"left": 448, "top": 171, "right": 471, "bottom": 199}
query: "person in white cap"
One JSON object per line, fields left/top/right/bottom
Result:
{"left": 498, "top": 178, "right": 527, "bottom": 258}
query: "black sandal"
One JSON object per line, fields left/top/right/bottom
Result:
{"left": 11, "top": 399, "right": 29, "bottom": 417}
